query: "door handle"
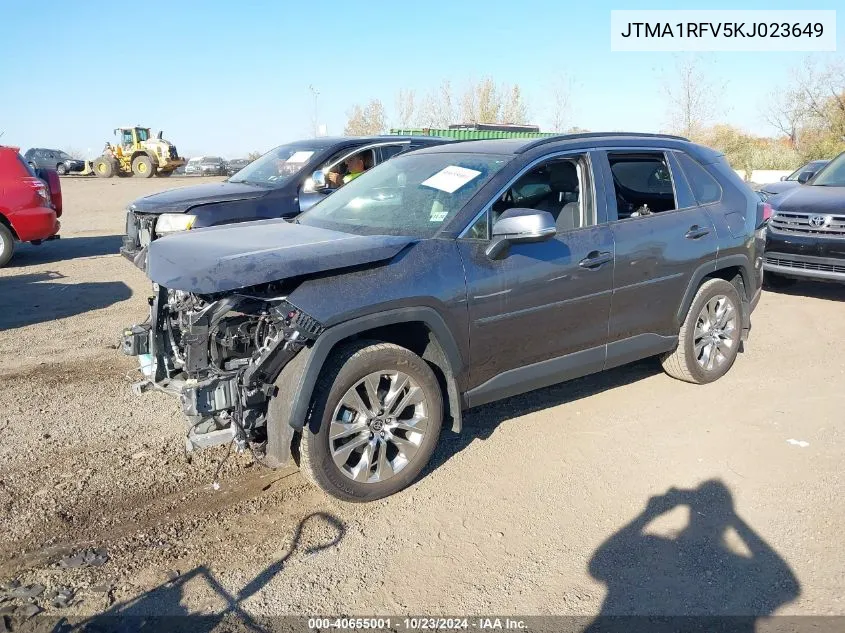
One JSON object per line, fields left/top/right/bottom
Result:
{"left": 685, "top": 225, "right": 711, "bottom": 240}
{"left": 579, "top": 251, "right": 613, "bottom": 269}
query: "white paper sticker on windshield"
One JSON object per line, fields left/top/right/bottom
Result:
{"left": 430, "top": 209, "right": 448, "bottom": 222}
{"left": 421, "top": 166, "right": 481, "bottom": 194}
{"left": 286, "top": 151, "right": 315, "bottom": 163}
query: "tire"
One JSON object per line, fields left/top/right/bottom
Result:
{"left": 0, "top": 223, "right": 16, "bottom": 268}
{"left": 763, "top": 271, "right": 797, "bottom": 290}
{"left": 299, "top": 341, "right": 443, "bottom": 502}
{"left": 93, "top": 157, "right": 114, "bottom": 178}
{"left": 661, "top": 278, "right": 742, "bottom": 385}
{"left": 131, "top": 154, "right": 156, "bottom": 178}
{"left": 155, "top": 170, "right": 173, "bottom": 177}
{"left": 56, "top": 163, "right": 67, "bottom": 175}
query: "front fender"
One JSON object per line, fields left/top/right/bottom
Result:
{"left": 273, "top": 307, "right": 465, "bottom": 442}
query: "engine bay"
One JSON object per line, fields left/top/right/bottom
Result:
{"left": 122, "top": 283, "right": 323, "bottom": 455}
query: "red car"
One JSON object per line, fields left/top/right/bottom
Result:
{"left": 0, "top": 145, "right": 62, "bottom": 267}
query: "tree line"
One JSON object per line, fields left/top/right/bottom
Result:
{"left": 344, "top": 57, "right": 845, "bottom": 172}
{"left": 344, "top": 76, "right": 571, "bottom": 135}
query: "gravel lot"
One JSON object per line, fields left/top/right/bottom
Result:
{"left": 0, "top": 176, "right": 843, "bottom": 623}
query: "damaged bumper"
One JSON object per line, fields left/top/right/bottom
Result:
{"left": 121, "top": 284, "right": 323, "bottom": 463}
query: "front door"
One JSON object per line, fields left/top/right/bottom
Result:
{"left": 457, "top": 151, "right": 615, "bottom": 406}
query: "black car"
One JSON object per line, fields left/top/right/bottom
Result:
{"left": 24, "top": 148, "right": 86, "bottom": 175}
{"left": 121, "top": 132, "right": 765, "bottom": 501}
{"left": 757, "top": 159, "right": 829, "bottom": 200}
{"left": 764, "top": 150, "right": 845, "bottom": 287}
{"left": 225, "top": 158, "right": 250, "bottom": 176}
{"left": 199, "top": 156, "right": 227, "bottom": 176}
{"left": 120, "top": 135, "right": 450, "bottom": 266}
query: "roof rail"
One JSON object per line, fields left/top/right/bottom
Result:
{"left": 516, "top": 131, "right": 691, "bottom": 153}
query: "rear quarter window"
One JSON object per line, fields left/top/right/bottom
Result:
{"left": 677, "top": 153, "right": 722, "bottom": 205}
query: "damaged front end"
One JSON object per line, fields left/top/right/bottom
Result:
{"left": 121, "top": 282, "right": 323, "bottom": 460}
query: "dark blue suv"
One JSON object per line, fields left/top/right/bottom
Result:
{"left": 121, "top": 132, "right": 765, "bottom": 501}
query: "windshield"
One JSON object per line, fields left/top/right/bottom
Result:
{"left": 787, "top": 160, "right": 825, "bottom": 180}
{"left": 297, "top": 152, "right": 510, "bottom": 238}
{"left": 229, "top": 143, "right": 322, "bottom": 187}
{"left": 57, "top": 151, "right": 72, "bottom": 160}
{"left": 810, "top": 152, "right": 845, "bottom": 186}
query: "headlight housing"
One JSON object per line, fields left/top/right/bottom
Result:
{"left": 156, "top": 213, "right": 196, "bottom": 235}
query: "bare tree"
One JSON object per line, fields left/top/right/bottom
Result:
{"left": 246, "top": 151, "right": 262, "bottom": 162}
{"left": 63, "top": 146, "right": 84, "bottom": 159}
{"left": 395, "top": 89, "right": 416, "bottom": 129}
{"left": 344, "top": 100, "right": 387, "bottom": 136}
{"left": 764, "top": 88, "right": 806, "bottom": 149}
{"left": 663, "top": 56, "right": 723, "bottom": 139}
{"left": 549, "top": 74, "right": 573, "bottom": 132}
{"left": 793, "top": 57, "right": 845, "bottom": 137}
{"left": 419, "top": 80, "right": 455, "bottom": 128}
{"left": 500, "top": 85, "right": 528, "bottom": 124}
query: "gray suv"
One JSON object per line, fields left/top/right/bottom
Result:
{"left": 121, "top": 133, "right": 766, "bottom": 501}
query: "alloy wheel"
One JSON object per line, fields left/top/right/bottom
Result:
{"left": 330, "top": 371, "right": 429, "bottom": 484}
{"left": 694, "top": 295, "right": 737, "bottom": 371}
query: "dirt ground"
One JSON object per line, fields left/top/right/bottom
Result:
{"left": 0, "top": 176, "right": 843, "bottom": 623}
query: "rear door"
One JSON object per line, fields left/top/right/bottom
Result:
{"left": 457, "top": 150, "right": 615, "bottom": 406}
{"left": 597, "top": 149, "right": 716, "bottom": 367}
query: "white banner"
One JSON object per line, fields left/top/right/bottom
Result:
{"left": 611, "top": 10, "right": 836, "bottom": 52}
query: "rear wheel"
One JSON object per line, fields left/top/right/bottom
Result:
{"left": 56, "top": 163, "right": 67, "bottom": 175}
{"left": 0, "top": 223, "right": 16, "bottom": 268}
{"left": 131, "top": 155, "right": 156, "bottom": 178}
{"left": 763, "top": 272, "right": 797, "bottom": 290}
{"left": 299, "top": 341, "right": 443, "bottom": 502}
{"left": 93, "top": 157, "right": 114, "bottom": 178}
{"left": 661, "top": 278, "right": 742, "bottom": 385}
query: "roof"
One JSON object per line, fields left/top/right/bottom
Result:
{"left": 412, "top": 132, "right": 722, "bottom": 163}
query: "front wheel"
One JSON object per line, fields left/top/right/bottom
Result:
{"left": 93, "top": 157, "right": 114, "bottom": 178}
{"left": 56, "top": 163, "right": 67, "bottom": 175}
{"left": 131, "top": 154, "right": 156, "bottom": 178}
{"left": 661, "top": 278, "right": 742, "bottom": 385}
{"left": 299, "top": 341, "right": 443, "bottom": 502}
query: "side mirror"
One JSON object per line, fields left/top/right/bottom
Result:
{"left": 485, "top": 208, "right": 556, "bottom": 259}
{"left": 780, "top": 175, "right": 788, "bottom": 181}
{"left": 797, "top": 171, "right": 813, "bottom": 184}
{"left": 311, "top": 169, "right": 327, "bottom": 190}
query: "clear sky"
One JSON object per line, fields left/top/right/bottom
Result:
{"left": 0, "top": 0, "right": 842, "bottom": 158}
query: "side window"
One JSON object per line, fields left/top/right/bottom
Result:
{"left": 463, "top": 154, "right": 594, "bottom": 240}
{"left": 676, "top": 152, "right": 722, "bottom": 205}
{"left": 379, "top": 144, "right": 407, "bottom": 162}
{"left": 608, "top": 152, "right": 677, "bottom": 219}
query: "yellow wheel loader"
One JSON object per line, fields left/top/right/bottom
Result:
{"left": 92, "top": 127, "right": 185, "bottom": 178}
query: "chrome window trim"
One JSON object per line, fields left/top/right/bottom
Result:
{"left": 457, "top": 148, "right": 598, "bottom": 239}
{"left": 324, "top": 141, "right": 412, "bottom": 173}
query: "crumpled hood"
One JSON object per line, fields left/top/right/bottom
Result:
{"left": 146, "top": 219, "right": 416, "bottom": 294}
{"left": 771, "top": 185, "right": 845, "bottom": 213}
{"left": 130, "top": 181, "right": 269, "bottom": 214}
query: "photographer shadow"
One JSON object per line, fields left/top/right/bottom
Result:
{"left": 585, "top": 480, "right": 800, "bottom": 633}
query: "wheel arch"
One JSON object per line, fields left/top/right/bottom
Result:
{"left": 0, "top": 213, "right": 20, "bottom": 240}
{"left": 677, "top": 256, "right": 754, "bottom": 337}
{"left": 131, "top": 150, "right": 159, "bottom": 167}
{"left": 264, "top": 307, "right": 464, "bottom": 468}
